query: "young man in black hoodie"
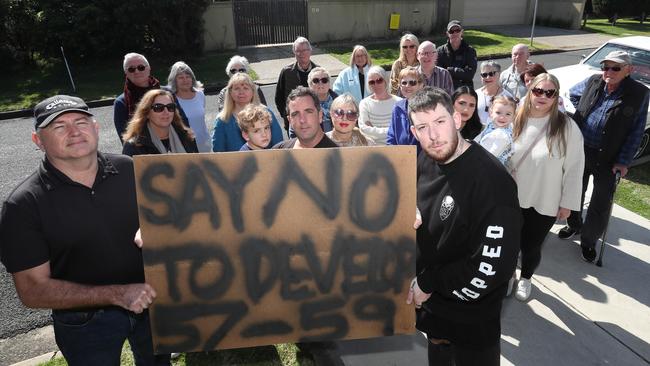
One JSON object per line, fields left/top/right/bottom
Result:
{"left": 406, "top": 88, "right": 521, "bottom": 366}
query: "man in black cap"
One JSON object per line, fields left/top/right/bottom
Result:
{"left": 0, "top": 95, "right": 169, "bottom": 365}
{"left": 436, "top": 20, "right": 478, "bottom": 90}
{"left": 559, "top": 50, "right": 649, "bottom": 262}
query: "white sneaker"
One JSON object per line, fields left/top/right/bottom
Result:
{"left": 506, "top": 274, "right": 517, "bottom": 296}
{"left": 515, "top": 278, "right": 532, "bottom": 301}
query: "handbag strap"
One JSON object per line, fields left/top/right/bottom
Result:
{"left": 512, "top": 121, "right": 548, "bottom": 173}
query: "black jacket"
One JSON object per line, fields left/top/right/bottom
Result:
{"left": 122, "top": 123, "right": 199, "bottom": 156}
{"left": 436, "top": 40, "right": 478, "bottom": 90}
{"left": 572, "top": 74, "right": 648, "bottom": 166}
{"left": 274, "top": 61, "right": 319, "bottom": 122}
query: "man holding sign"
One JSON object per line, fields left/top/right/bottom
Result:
{"left": 407, "top": 88, "right": 521, "bottom": 366}
{"left": 0, "top": 95, "right": 168, "bottom": 365}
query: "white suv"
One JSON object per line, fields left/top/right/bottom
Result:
{"left": 550, "top": 36, "right": 650, "bottom": 160}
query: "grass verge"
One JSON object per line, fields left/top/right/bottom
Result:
{"left": 38, "top": 342, "right": 314, "bottom": 366}
{"left": 614, "top": 162, "right": 650, "bottom": 220}
{"left": 583, "top": 17, "right": 650, "bottom": 37}
{"left": 325, "top": 30, "right": 551, "bottom": 68}
{"left": 1, "top": 51, "right": 247, "bottom": 113}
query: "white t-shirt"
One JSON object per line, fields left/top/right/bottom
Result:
{"left": 177, "top": 90, "right": 211, "bottom": 153}
{"left": 358, "top": 94, "right": 402, "bottom": 145}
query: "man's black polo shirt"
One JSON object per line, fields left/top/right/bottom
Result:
{"left": 0, "top": 153, "right": 144, "bottom": 286}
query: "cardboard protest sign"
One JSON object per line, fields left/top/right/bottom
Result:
{"left": 133, "top": 146, "right": 417, "bottom": 354}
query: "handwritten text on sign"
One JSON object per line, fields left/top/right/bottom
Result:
{"left": 133, "top": 147, "right": 417, "bottom": 354}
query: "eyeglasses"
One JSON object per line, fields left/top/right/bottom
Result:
{"left": 312, "top": 77, "right": 329, "bottom": 84}
{"left": 400, "top": 79, "right": 418, "bottom": 87}
{"left": 480, "top": 71, "right": 498, "bottom": 78}
{"left": 418, "top": 51, "right": 434, "bottom": 57}
{"left": 151, "top": 103, "right": 176, "bottom": 113}
{"left": 448, "top": 28, "right": 462, "bottom": 34}
{"left": 333, "top": 109, "right": 358, "bottom": 121}
{"left": 230, "top": 68, "right": 246, "bottom": 74}
{"left": 295, "top": 48, "right": 311, "bottom": 54}
{"left": 402, "top": 45, "right": 416, "bottom": 49}
{"left": 601, "top": 65, "right": 622, "bottom": 72}
{"left": 368, "top": 78, "right": 384, "bottom": 86}
{"left": 127, "top": 64, "right": 146, "bottom": 73}
{"left": 531, "top": 88, "right": 557, "bottom": 98}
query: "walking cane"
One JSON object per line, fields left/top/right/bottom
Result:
{"left": 595, "top": 170, "right": 622, "bottom": 267}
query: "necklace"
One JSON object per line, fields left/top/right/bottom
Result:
{"left": 483, "top": 86, "right": 501, "bottom": 112}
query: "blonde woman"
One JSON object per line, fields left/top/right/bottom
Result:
{"left": 390, "top": 33, "right": 420, "bottom": 95}
{"left": 122, "top": 89, "right": 198, "bottom": 156}
{"left": 510, "top": 73, "right": 584, "bottom": 301}
{"left": 358, "top": 66, "right": 401, "bottom": 145}
{"left": 212, "top": 73, "right": 283, "bottom": 152}
{"left": 332, "top": 45, "right": 372, "bottom": 103}
{"left": 326, "top": 94, "right": 375, "bottom": 147}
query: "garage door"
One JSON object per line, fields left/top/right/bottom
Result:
{"left": 462, "top": 0, "right": 529, "bottom": 26}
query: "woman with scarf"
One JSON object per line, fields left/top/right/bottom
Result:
{"left": 113, "top": 53, "right": 160, "bottom": 143}
{"left": 122, "top": 89, "right": 198, "bottom": 156}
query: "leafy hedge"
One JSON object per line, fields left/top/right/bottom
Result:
{"left": 1, "top": 0, "right": 210, "bottom": 68}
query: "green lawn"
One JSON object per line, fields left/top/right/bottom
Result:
{"left": 615, "top": 162, "right": 650, "bottom": 220}
{"left": 38, "top": 343, "right": 315, "bottom": 366}
{"left": 326, "top": 30, "right": 549, "bottom": 69}
{"left": 1, "top": 51, "right": 247, "bottom": 113}
{"left": 583, "top": 17, "right": 650, "bottom": 37}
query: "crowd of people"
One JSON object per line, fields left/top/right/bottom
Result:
{"left": 1, "top": 18, "right": 648, "bottom": 366}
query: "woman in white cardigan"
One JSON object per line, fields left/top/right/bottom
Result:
{"left": 332, "top": 45, "right": 372, "bottom": 103}
{"left": 358, "top": 66, "right": 401, "bottom": 145}
{"left": 509, "top": 73, "right": 584, "bottom": 301}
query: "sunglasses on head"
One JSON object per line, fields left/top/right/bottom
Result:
{"left": 230, "top": 68, "right": 246, "bottom": 74}
{"left": 448, "top": 28, "right": 462, "bottom": 34}
{"left": 601, "top": 65, "right": 622, "bottom": 72}
{"left": 333, "top": 109, "right": 358, "bottom": 121}
{"left": 368, "top": 78, "right": 384, "bottom": 86}
{"left": 127, "top": 64, "right": 146, "bottom": 73}
{"left": 402, "top": 45, "right": 416, "bottom": 49}
{"left": 312, "top": 77, "right": 329, "bottom": 84}
{"left": 400, "top": 79, "right": 418, "bottom": 87}
{"left": 151, "top": 103, "right": 176, "bottom": 113}
{"left": 531, "top": 87, "right": 557, "bottom": 98}
{"left": 480, "top": 71, "right": 498, "bottom": 78}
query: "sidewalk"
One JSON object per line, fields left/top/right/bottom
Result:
{"left": 336, "top": 202, "right": 650, "bottom": 365}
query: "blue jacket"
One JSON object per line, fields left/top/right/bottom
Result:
{"left": 212, "top": 107, "right": 284, "bottom": 152}
{"left": 332, "top": 65, "right": 371, "bottom": 103}
{"left": 387, "top": 99, "right": 420, "bottom": 153}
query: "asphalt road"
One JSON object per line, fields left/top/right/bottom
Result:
{"left": 0, "top": 49, "right": 591, "bottom": 341}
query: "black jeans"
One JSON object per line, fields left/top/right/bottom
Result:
{"left": 567, "top": 147, "right": 617, "bottom": 249}
{"left": 427, "top": 340, "right": 500, "bottom": 366}
{"left": 520, "top": 207, "right": 556, "bottom": 279}
{"left": 52, "top": 307, "right": 170, "bottom": 366}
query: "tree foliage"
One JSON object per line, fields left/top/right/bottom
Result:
{"left": 0, "top": 0, "right": 210, "bottom": 67}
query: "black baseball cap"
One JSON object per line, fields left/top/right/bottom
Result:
{"left": 33, "top": 95, "right": 93, "bottom": 130}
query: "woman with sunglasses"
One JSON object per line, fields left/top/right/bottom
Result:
{"left": 213, "top": 73, "right": 283, "bottom": 152}
{"left": 452, "top": 86, "right": 482, "bottom": 140}
{"left": 518, "top": 63, "right": 566, "bottom": 112}
{"left": 326, "top": 94, "right": 375, "bottom": 147}
{"left": 122, "top": 89, "right": 198, "bottom": 156}
{"left": 390, "top": 33, "right": 420, "bottom": 95}
{"left": 476, "top": 60, "right": 514, "bottom": 127}
{"left": 509, "top": 73, "right": 584, "bottom": 301}
{"left": 216, "top": 55, "right": 266, "bottom": 113}
{"left": 359, "top": 66, "right": 401, "bottom": 145}
{"left": 166, "top": 61, "right": 211, "bottom": 153}
{"left": 332, "top": 45, "right": 372, "bottom": 103}
{"left": 387, "top": 67, "right": 425, "bottom": 149}
{"left": 114, "top": 53, "right": 160, "bottom": 142}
